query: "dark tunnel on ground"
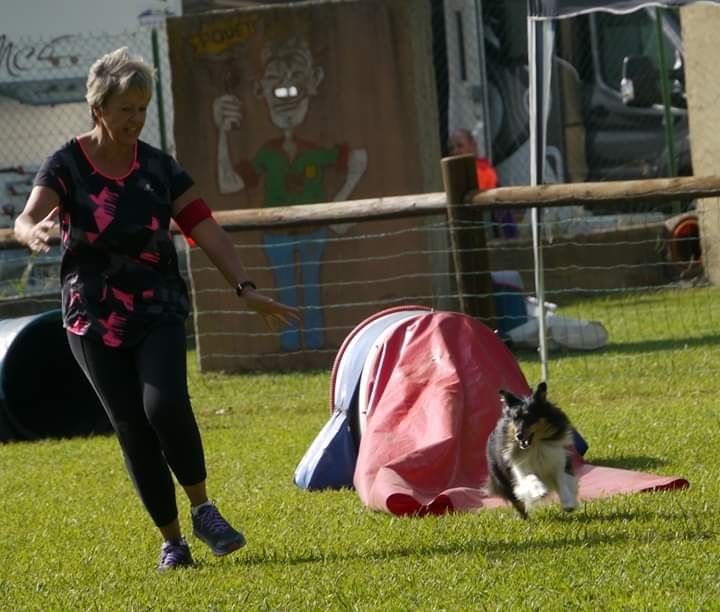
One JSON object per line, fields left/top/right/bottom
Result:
{"left": 0, "top": 310, "right": 110, "bottom": 442}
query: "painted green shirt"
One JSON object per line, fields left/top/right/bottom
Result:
{"left": 237, "top": 139, "right": 349, "bottom": 207}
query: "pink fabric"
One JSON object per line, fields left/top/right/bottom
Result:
{"left": 88, "top": 187, "right": 119, "bottom": 235}
{"left": 353, "top": 311, "right": 688, "bottom": 516}
{"left": 574, "top": 463, "right": 688, "bottom": 499}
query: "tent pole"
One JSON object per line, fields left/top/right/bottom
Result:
{"left": 528, "top": 13, "right": 550, "bottom": 382}
{"left": 473, "top": 0, "right": 493, "bottom": 161}
{"left": 654, "top": 8, "right": 679, "bottom": 215}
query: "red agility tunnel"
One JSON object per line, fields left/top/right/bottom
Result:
{"left": 352, "top": 308, "right": 532, "bottom": 515}
{"left": 296, "top": 307, "right": 688, "bottom": 515}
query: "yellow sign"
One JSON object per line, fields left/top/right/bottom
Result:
{"left": 190, "top": 16, "right": 258, "bottom": 57}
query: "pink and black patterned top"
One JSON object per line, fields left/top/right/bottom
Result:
{"left": 33, "top": 138, "right": 194, "bottom": 348}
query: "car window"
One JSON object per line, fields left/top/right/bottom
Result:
{"left": 594, "top": 10, "right": 676, "bottom": 91}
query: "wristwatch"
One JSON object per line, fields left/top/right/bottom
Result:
{"left": 235, "top": 280, "right": 257, "bottom": 297}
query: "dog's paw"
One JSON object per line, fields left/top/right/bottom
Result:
{"left": 514, "top": 475, "right": 548, "bottom": 503}
{"left": 560, "top": 489, "right": 578, "bottom": 512}
{"left": 559, "top": 475, "right": 579, "bottom": 511}
{"left": 561, "top": 499, "right": 578, "bottom": 512}
{"left": 528, "top": 482, "right": 548, "bottom": 502}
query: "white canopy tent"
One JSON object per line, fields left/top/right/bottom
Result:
{"left": 526, "top": 0, "right": 720, "bottom": 378}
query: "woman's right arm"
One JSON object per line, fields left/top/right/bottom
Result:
{"left": 14, "top": 186, "right": 61, "bottom": 253}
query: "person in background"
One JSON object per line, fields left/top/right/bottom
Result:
{"left": 447, "top": 128, "right": 516, "bottom": 238}
{"left": 13, "top": 47, "right": 300, "bottom": 571}
{"left": 448, "top": 128, "right": 478, "bottom": 157}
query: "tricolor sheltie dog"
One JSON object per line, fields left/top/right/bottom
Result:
{"left": 486, "top": 382, "right": 578, "bottom": 519}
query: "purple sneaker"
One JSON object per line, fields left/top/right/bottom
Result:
{"left": 157, "top": 538, "right": 193, "bottom": 571}
{"left": 192, "top": 503, "right": 246, "bottom": 556}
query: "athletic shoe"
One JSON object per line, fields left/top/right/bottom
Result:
{"left": 192, "top": 502, "right": 246, "bottom": 556}
{"left": 157, "top": 538, "right": 194, "bottom": 571}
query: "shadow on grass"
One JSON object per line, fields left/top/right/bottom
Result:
{"left": 550, "top": 508, "right": 667, "bottom": 525}
{"left": 585, "top": 455, "right": 669, "bottom": 471}
{"left": 585, "top": 334, "right": 720, "bottom": 356}
{"left": 183, "top": 495, "right": 710, "bottom": 570}
{"left": 513, "top": 333, "right": 720, "bottom": 362}
{"left": 234, "top": 533, "right": 630, "bottom": 567}
{"left": 232, "top": 520, "right": 704, "bottom": 568}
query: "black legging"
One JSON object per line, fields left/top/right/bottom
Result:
{"left": 67, "top": 323, "right": 206, "bottom": 527}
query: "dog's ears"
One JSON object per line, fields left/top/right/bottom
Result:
{"left": 499, "top": 389, "right": 522, "bottom": 408}
{"left": 533, "top": 381, "right": 548, "bottom": 402}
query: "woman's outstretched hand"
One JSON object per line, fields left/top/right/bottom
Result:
{"left": 23, "top": 207, "right": 59, "bottom": 253}
{"left": 241, "top": 288, "right": 301, "bottom": 331}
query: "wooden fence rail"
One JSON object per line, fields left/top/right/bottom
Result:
{"left": 4, "top": 164, "right": 720, "bottom": 369}
{"left": 2, "top": 169, "right": 719, "bottom": 246}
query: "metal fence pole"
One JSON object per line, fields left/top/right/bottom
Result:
{"left": 654, "top": 7, "right": 677, "bottom": 180}
{"left": 151, "top": 28, "right": 167, "bottom": 153}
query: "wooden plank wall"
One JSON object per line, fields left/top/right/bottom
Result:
{"left": 167, "top": 0, "right": 447, "bottom": 371}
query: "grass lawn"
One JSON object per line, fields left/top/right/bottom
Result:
{"left": 1, "top": 287, "right": 719, "bottom": 610}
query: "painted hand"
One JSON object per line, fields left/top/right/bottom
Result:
{"left": 213, "top": 94, "right": 243, "bottom": 131}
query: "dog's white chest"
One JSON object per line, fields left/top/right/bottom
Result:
{"left": 511, "top": 443, "right": 566, "bottom": 479}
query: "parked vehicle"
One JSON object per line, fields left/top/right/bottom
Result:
{"left": 435, "top": 0, "right": 690, "bottom": 208}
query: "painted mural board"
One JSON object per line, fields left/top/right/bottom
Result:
{"left": 167, "top": 0, "right": 446, "bottom": 371}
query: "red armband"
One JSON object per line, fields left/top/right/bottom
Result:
{"left": 174, "top": 197, "right": 213, "bottom": 237}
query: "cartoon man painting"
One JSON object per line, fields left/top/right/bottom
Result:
{"left": 213, "top": 31, "right": 367, "bottom": 351}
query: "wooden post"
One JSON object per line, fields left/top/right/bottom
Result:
{"left": 441, "top": 154, "right": 496, "bottom": 327}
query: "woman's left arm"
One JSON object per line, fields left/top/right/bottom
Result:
{"left": 172, "top": 187, "right": 300, "bottom": 329}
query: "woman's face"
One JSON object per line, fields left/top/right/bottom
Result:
{"left": 95, "top": 88, "right": 151, "bottom": 146}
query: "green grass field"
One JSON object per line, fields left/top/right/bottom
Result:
{"left": 1, "top": 287, "right": 719, "bottom": 610}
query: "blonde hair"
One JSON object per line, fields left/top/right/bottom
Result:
{"left": 86, "top": 47, "right": 155, "bottom": 124}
